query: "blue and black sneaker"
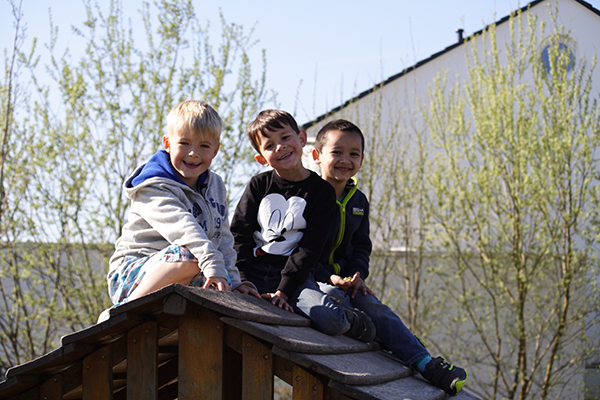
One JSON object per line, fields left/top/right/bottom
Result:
{"left": 421, "top": 356, "right": 468, "bottom": 396}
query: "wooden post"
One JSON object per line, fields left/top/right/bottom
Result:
{"left": 292, "top": 364, "right": 324, "bottom": 400}
{"left": 179, "top": 308, "right": 223, "bottom": 399}
{"left": 127, "top": 321, "right": 158, "bottom": 400}
{"left": 39, "top": 374, "right": 62, "bottom": 400}
{"left": 82, "top": 345, "right": 113, "bottom": 399}
{"left": 242, "top": 333, "right": 273, "bottom": 400}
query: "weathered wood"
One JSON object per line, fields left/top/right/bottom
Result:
{"left": 272, "top": 347, "right": 412, "bottom": 385}
{"left": 242, "top": 333, "right": 273, "bottom": 400}
{"left": 292, "top": 364, "right": 324, "bottom": 400}
{"left": 60, "top": 362, "right": 84, "bottom": 398}
{"left": 60, "top": 313, "right": 143, "bottom": 346}
{"left": 222, "top": 318, "right": 379, "bottom": 354}
{"left": 176, "top": 285, "right": 310, "bottom": 326}
{"left": 127, "top": 321, "right": 158, "bottom": 400}
{"left": 329, "top": 375, "right": 447, "bottom": 400}
{"left": 82, "top": 345, "right": 113, "bottom": 399}
{"left": 162, "top": 294, "right": 187, "bottom": 315}
{"left": 38, "top": 374, "right": 62, "bottom": 400}
{"left": 224, "top": 322, "right": 244, "bottom": 353}
{"left": 158, "top": 381, "right": 178, "bottom": 400}
{"left": 273, "top": 353, "right": 294, "bottom": 385}
{"left": 223, "top": 344, "right": 242, "bottom": 400}
{"left": 179, "top": 308, "right": 223, "bottom": 399}
{"left": 5, "top": 343, "right": 96, "bottom": 379}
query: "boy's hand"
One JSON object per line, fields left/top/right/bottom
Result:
{"left": 346, "top": 272, "right": 375, "bottom": 299}
{"left": 330, "top": 274, "right": 352, "bottom": 292}
{"left": 203, "top": 276, "right": 231, "bottom": 291}
{"left": 261, "top": 290, "right": 294, "bottom": 313}
{"left": 234, "top": 284, "right": 261, "bottom": 299}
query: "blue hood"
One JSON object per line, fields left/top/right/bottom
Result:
{"left": 127, "top": 150, "right": 207, "bottom": 190}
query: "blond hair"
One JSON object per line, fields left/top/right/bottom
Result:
{"left": 166, "top": 100, "right": 222, "bottom": 142}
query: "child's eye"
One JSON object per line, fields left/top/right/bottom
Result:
{"left": 264, "top": 143, "right": 273, "bottom": 150}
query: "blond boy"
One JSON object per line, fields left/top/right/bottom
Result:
{"left": 103, "top": 100, "right": 257, "bottom": 319}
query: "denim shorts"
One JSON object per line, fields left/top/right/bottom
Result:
{"left": 107, "top": 244, "right": 204, "bottom": 305}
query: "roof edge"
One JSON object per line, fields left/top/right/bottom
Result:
{"left": 301, "top": 0, "right": 600, "bottom": 130}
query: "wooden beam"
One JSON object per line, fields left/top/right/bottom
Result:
{"left": 82, "top": 345, "right": 113, "bottom": 399}
{"left": 38, "top": 374, "right": 62, "bottom": 400}
{"left": 127, "top": 321, "right": 158, "bottom": 400}
{"left": 292, "top": 364, "right": 324, "bottom": 400}
{"left": 242, "top": 333, "right": 273, "bottom": 400}
{"left": 179, "top": 308, "right": 223, "bottom": 399}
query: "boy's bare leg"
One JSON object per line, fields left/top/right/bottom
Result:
{"left": 127, "top": 260, "right": 200, "bottom": 301}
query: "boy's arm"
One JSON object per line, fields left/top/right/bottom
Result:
{"left": 231, "top": 178, "right": 262, "bottom": 282}
{"left": 277, "top": 184, "right": 337, "bottom": 297}
{"left": 217, "top": 200, "right": 258, "bottom": 293}
{"left": 345, "top": 202, "right": 372, "bottom": 280}
{"left": 134, "top": 185, "right": 228, "bottom": 280}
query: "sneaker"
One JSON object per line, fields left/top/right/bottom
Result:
{"left": 421, "top": 356, "right": 468, "bottom": 396}
{"left": 329, "top": 296, "right": 376, "bottom": 342}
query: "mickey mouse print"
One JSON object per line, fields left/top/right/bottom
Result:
{"left": 254, "top": 193, "right": 307, "bottom": 256}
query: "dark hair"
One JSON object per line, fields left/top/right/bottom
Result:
{"left": 247, "top": 109, "right": 300, "bottom": 153}
{"left": 314, "top": 119, "right": 364, "bottom": 153}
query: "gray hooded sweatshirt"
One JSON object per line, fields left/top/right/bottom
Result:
{"left": 109, "top": 150, "right": 248, "bottom": 290}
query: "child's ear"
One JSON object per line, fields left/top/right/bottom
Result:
{"left": 162, "top": 135, "right": 171, "bottom": 153}
{"left": 311, "top": 148, "right": 322, "bottom": 164}
{"left": 298, "top": 130, "right": 307, "bottom": 147}
{"left": 255, "top": 154, "right": 269, "bottom": 166}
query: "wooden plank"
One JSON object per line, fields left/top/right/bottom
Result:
{"left": 82, "top": 345, "right": 113, "bottom": 399}
{"left": 224, "top": 322, "right": 244, "bottom": 353}
{"left": 127, "top": 321, "right": 158, "bottom": 400}
{"left": 179, "top": 308, "right": 223, "bottom": 399}
{"left": 272, "top": 347, "right": 412, "bottom": 385}
{"left": 223, "top": 344, "right": 242, "bottom": 400}
{"left": 242, "top": 333, "right": 273, "bottom": 400}
{"left": 61, "top": 362, "right": 84, "bottom": 399}
{"left": 176, "top": 285, "right": 310, "bottom": 326}
{"left": 222, "top": 318, "right": 379, "bottom": 354}
{"left": 273, "top": 353, "right": 294, "bottom": 386}
{"left": 292, "top": 364, "right": 324, "bottom": 400}
{"left": 328, "top": 376, "right": 448, "bottom": 400}
{"left": 5, "top": 343, "right": 95, "bottom": 379}
{"left": 38, "top": 373, "right": 62, "bottom": 400}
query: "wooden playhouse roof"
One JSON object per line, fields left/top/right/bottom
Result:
{"left": 0, "top": 284, "right": 479, "bottom": 399}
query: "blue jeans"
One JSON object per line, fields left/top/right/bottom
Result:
{"left": 246, "top": 263, "right": 350, "bottom": 336}
{"left": 319, "top": 282, "right": 430, "bottom": 366}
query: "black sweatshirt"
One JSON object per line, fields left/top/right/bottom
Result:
{"left": 231, "top": 170, "right": 337, "bottom": 297}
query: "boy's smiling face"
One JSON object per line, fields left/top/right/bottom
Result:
{"left": 254, "top": 124, "right": 308, "bottom": 181}
{"left": 163, "top": 129, "right": 219, "bottom": 188}
{"left": 313, "top": 129, "right": 364, "bottom": 187}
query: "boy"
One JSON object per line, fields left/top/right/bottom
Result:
{"left": 103, "top": 100, "right": 258, "bottom": 319}
{"left": 311, "top": 119, "right": 468, "bottom": 396}
{"left": 231, "top": 110, "right": 375, "bottom": 342}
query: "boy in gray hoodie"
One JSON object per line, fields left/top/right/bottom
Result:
{"left": 104, "top": 100, "right": 258, "bottom": 316}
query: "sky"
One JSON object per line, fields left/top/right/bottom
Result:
{"left": 3, "top": 0, "right": 600, "bottom": 126}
